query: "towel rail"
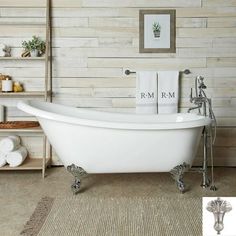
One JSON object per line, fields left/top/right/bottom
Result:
{"left": 124, "top": 69, "right": 191, "bottom": 75}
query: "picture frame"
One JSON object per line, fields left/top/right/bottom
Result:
{"left": 139, "top": 9, "right": 176, "bottom": 53}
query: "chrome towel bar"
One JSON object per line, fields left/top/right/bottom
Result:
{"left": 124, "top": 69, "right": 191, "bottom": 75}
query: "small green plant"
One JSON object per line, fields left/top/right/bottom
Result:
{"left": 152, "top": 22, "right": 161, "bottom": 32}
{"left": 22, "top": 36, "right": 46, "bottom": 56}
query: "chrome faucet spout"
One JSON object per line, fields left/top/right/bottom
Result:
{"left": 187, "top": 104, "right": 202, "bottom": 113}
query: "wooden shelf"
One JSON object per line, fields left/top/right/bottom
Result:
{"left": 0, "top": 57, "right": 45, "bottom": 60}
{"left": 0, "top": 91, "right": 46, "bottom": 96}
{"left": 0, "top": 0, "right": 52, "bottom": 178}
{"left": 0, "top": 126, "right": 43, "bottom": 133}
{"left": 0, "top": 158, "right": 50, "bottom": 170}
{"left": 0, "top": 23, "right": 46, "bottom": 26}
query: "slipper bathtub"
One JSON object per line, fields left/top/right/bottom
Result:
{"left": 17, "top": 100, "right": 211, "bottom": 193}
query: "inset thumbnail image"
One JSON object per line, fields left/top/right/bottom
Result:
{"left": 203, "top": 197, "right": 236, "bottom": 236}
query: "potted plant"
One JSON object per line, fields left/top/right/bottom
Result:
{"left": 22, "top": 36, "right": 46, "bottom": 57}
{"left": 152, "top": 22, "right": 161, "bottom": 38}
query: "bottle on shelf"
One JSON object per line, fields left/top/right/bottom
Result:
{"left": 2, "top": 76, "right": 13, "bottom": 92}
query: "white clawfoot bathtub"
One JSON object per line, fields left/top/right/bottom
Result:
{"left": 18, "top": 100, "right": 211, "bottom": 172}
{"left": 18, "top": 100, "right": 211, "bottom": 192}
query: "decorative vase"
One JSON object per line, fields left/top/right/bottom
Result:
{"left": 153, "top": 31, "right": 160, "bottom": 38}
{"left": 30, "top": 49, "right": 39, "bottom": 57}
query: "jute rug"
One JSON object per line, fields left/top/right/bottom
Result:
{"left": 21, "top": 196, "right": 201, "bottom": 236}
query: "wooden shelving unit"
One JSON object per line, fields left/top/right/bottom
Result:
{"left": 0, "top": 23, "right": 46, "bottom": 26}
{"left": 0, "top": 91, "right": 46, "bottom": 97}
{"left": 0, "top": 126, "right": 43, "bottom": 133}
{"left": 0, "top": 158, "right": 50, "bottom": 170}
{"left": 0, "top": 0, "right": 52, "bottom": 178}
{"left": 0, "top": 57, "right": 45, "bottom": 60}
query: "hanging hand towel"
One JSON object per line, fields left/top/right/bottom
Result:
{"left": 0, "top": 152, "right": 7, "bottom": 167}
{"left": 0, "top": 135, "right": 21, "bottom": 153}
{"left": 157, "top": 71, "right": 179, "bottom": 114}
{"left": 6, "top": 146, "right": 28, "bottom": 167}
{"left": 136, "top": 71, "right": 157, "bottom": 114}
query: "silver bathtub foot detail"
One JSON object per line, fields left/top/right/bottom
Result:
{"left": 170, "top": 162, "right": 190, "bottom": 193}
{"left": 67, "top": 164, "right": 87, "bottom": 194}
{"left": 206, "top": 197, "right": 232, "bottom": 235}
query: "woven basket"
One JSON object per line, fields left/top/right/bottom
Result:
{"left": 0, "top": 121, "right": 40, "bottom": 129}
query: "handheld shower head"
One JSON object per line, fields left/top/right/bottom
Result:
{"left": 196, "top": 76, "right": 207, "bottom": 89}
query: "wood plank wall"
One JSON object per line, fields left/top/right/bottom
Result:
{"left": 0, "top": 0, "right": 235, "bottom": 165}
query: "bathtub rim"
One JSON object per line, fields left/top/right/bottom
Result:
{"left": 17, "top": 100, "right": 211, "bottom": 130}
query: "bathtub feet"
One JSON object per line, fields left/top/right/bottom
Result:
{"left": 170, "top": 162, "right": 190, "bottom": 193}
{"left": 67, "top": 164, "right": 87, "bottom": 194}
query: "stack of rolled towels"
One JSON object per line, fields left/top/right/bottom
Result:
{"left": 0, "top": 135, "right": 28, "bottom": 167}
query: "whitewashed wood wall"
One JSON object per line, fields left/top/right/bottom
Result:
{"left": 0, "top": 0, "right": 236, "bottom": 166}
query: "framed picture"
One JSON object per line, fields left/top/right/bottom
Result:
{"left": 139, "top": 9, "right": 176, "bottom": 53}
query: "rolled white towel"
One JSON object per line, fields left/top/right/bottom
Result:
{"left": 0, "top": 136, "right": 21, "bottom": 153}
{"left": 6, "top": 146, "right": 28, "bottom": 167}
{"left": 0, "top": 152, "right": 7, "bottom": 167}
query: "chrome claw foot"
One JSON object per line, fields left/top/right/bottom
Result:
{"left": 170, "top": 162, "right": 190, "bottom": 193}
{"left": 207, "top": 197, "right": 232, "bottom": 235}
{"left": 177, "top": 180, "right": 185, "bottom": 193}
{"left": 71, "top": 179, "right": 81, "bottom": 194}
{"left": 67, "top": 164, "right": 87, "bottom": 194}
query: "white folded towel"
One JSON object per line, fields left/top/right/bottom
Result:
{"left": 157, "top": 71, "right": 179, "bottom": 114}
{"left": 0, "top": 152, "right": 7, "bottom": 167}
{"left": 136, "top": 71, "right": 158, "bottom": 114}
{"left": 6, "top": 146, "right": 27, "bottom": 167}
{"left": 0, "top": 136, "right": 21, "bottom": 153}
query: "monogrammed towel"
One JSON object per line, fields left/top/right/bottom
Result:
{"left": 136, "top": 71, "right": 158, "bottom": 114}
{"left": 157, "top": 71, "right": 179, "bottom": 114}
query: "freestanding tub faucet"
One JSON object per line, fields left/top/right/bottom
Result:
{"left": 188, "top": 76, "right": 217, "bottom": 191}
{"left": 206, "top": 197, "right": 232, "bottom": 235}
{"left": 188, "top": 76, "right": 208, "bottom": 114}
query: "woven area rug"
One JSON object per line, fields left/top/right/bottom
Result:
{"left": 21, "top": 196, "right": 201, "bottom": 236}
